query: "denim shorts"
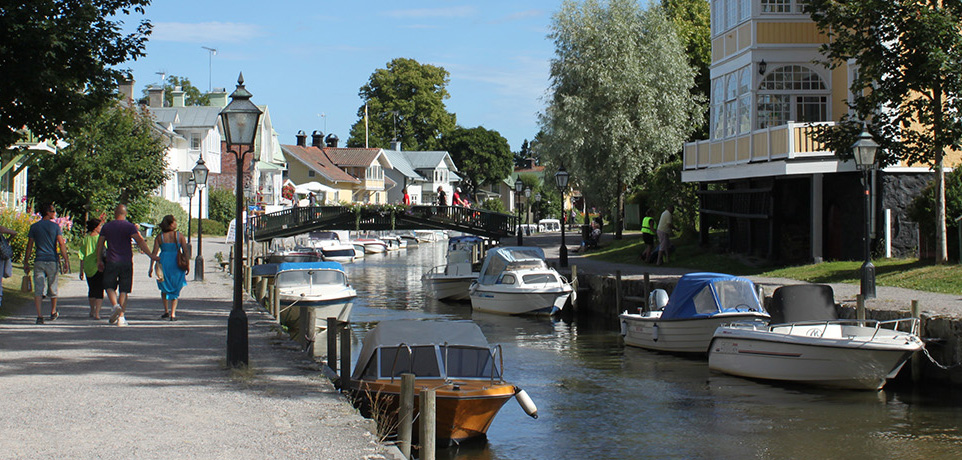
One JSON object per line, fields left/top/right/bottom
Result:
{"left": 33, "top": 261, "right": 59, "bottom": 298}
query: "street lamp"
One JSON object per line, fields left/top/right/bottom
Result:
{"left": 515, "top": 178, "right": 524, "bottom": 245}
{"left": 220, "top": 72, "right": 262, "bottom": 367}
{"left": 852, "top": 127, "right": 879, "bottom": 299}
{"left": 192, "top": 157, "right": 209, "bottom": 281}
{"left": 555, "top": 164, "right": 570, "bottom": 267}
{"left": 534, "top": 192, "right": 541, "bottom": 222}
{"left": 524, "top": 187, "right": 531, "bottom": 235}
{"left": 185, "top": 175, "right": 197, "bottom": 241}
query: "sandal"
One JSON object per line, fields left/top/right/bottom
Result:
{"left": 160, "top": 312, "right": 170, "bottom": 319}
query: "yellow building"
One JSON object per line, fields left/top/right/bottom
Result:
{"left": 682, "top": 0, "right": 940, "bottom": 262}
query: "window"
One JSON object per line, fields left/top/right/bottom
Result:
{"left": 756, "top": 65, "right": 829, "bottom": 129}
{"left": 377, "top": 346, "right": 440, "bottom": 378}
{"left": 712, "top": 0, "right": 751, "bottom": 36}
{"left": 442, "top": 346, "right": 499, "bottom": 379}
{"left": 522, "top": 273, "right": 557, "bottom": 285}
{"left": 710, "top": 66, "right": 753, "bottom": 139}
{"left": 308, "top": 170, "right": 316, "bottom": 177}
{"left": 761, "top": 0, "right": 810, "bottom": 14}
{"left": 190, "top": 133, "right": 201, "bottom": 151}
{"left": 498, "top": 274, "right": 516, "bottom": 285}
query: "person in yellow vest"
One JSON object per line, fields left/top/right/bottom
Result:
{"left": 640, "top": 208, "right": 657, "bottom": 262}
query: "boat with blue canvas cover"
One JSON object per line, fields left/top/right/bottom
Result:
{"left": 619, "top": 272, "right": 769, "bottom": 353}
{"left": 468, "top": 246, "right": 574, "bottom": 316}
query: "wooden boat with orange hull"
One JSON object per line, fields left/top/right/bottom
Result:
{"left": 351, "top": 320, "right": 538, "bottom": 445}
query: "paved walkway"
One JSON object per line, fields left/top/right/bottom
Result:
{"left": 0, "top": 240, "right": 393, "bottom": 460}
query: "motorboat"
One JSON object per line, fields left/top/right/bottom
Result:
{"left": 351, "top": 320, "right": 538, "bottom": 445}
{"left": 619, "top": 272, "right": 769, "bottom": 354}
{"left": 413, "top": 230, "right": 446, "bottom": 243}
{"left": 266, "top": 246, "right": 323, "bottom": 264}
{"left": 253, "top": 262, "right": 356, "bottom": 340}
{"left": 354, "top": 236, "right": 387, "bottom": 254}
{"left": 422, "top": 236, "right": 484, "bottom": 301}
{"left": 708, "top": 284, "right": 923, "bottom": 390}
{"left": 307, "top": 231, "right": 356, "bottom": 262}
{"left": 382, "top": 234, "right": 407, "bottom": 251}
{"left": 468, "top": 246, "right": 574, "bottom": 315}
{"left": 397, "top": 231, "right": 420, "bottom": 246}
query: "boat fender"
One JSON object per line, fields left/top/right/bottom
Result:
{"left": 514, "top": 388, "right": 539, "bottom": 419}
{"left": 620, "top": 319, "right": 627, "bottom": 337}
{"left": 653, "top": 323, "right": 659, "bottom": 342}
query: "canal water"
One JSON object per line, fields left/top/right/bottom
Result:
{"left": 342, "top": 241, "right": 962, "bottom": 460}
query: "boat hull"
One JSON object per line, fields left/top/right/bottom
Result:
{"left": 469, "top": 286, "right": 570, "bottom": 315}
{"left": 620, "top": 312, "right": 770, "bottom": 354}
{"left": 423, "top": 275, "right": 475, "bottom": 301}
{"left": 708, "top": 323, "right": 922, "bottom": 390}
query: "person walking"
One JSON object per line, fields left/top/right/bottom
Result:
{"left": 640, "top": 208, "right": 657, "bottom": 262}
{"left": 22, "top": 203, "right": 70, "bottom": 325}
{"left": 437, "top": 186, "right": 447, "bottom": 206}
{"left": 452, "top": 187, "right": 466, "bottom": 206}
{"left": 656, "top": 205, "right": 675, "bottom": 266}
{"left": 402, "top": 189, "right": 411, "bottom": 206}
{"left": 148, "top": 215, "right": 188, "bottom": 321}
{"left": 78, "top": 218, "right": 105, "bottom": 319}
{"left": 0, "top": 224, "right": 18, "bottom": 311}
{"left": 96, "top": 204, "right": 157, "bottom": 326}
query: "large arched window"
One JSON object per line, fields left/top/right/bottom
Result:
{"left": 756, "top": 65, "right": 829, "bottom": 129}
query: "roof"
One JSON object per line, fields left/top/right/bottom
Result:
{"left": 325, "top": 147, "right": 392, "bottom": 169}
{"left": 149, "top": 106, "right": 222, "bottom": 128}
{"left": 382, "top": 149, "right": 422, "bottom": 180}
{"left": 404, "top": 151, "right": 457, "bottom": 172}
{"left": 281, "top": 144, "right": 360, "bottom": 184}
{"left": 660, "top": 272, "right": 766, "bottom": 320}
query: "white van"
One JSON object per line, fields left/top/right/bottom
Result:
{"left": 538, "top": 219, "right": 561, "bottom": 232}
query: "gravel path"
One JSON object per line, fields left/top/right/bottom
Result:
{"left": 0, "top": 243, "right": 394, "bottom": 460}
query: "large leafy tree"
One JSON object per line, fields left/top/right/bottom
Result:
{"left": 0, "top": 0, "right": 152, "bottom": 148}
{"left": 806, "top": 0, "right": 962, "bottom": 264}
{"left": 661, "top": 0, "right": 711, "bottom": 141}
{"left": 442, "top": 126, "right": 513, "bottom": 202}
{"left": 346, "top": 58, "right": 457, "bottom": 151}
{"left": 30, "top": 102, "right": 169, "bottom": 220}
{"left": 137, "top": 75, "right": 211, "bottom": 106}
{"left": 540, "top": 0, "right": 703, "bottom": 238}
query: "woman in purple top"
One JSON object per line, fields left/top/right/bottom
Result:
{"left": 96, "top": 204, "right": 157, "bottom": 326}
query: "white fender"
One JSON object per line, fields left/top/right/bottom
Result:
{"left": 652, "top": 323, "right": 659, "bottom": 342}
{"left": 620, "top": 319, "right": 627, "bottom": 337}
{"left": 514, "top": 388, "right": 538, "bottom": 419}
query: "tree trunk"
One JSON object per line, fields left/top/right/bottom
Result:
{"left": 615, "top": 177, "right": 624, "bottom": 240}
{"left": 935, "top": 82, "right": 947, "bottom": 264}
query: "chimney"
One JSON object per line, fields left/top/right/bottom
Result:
{"left": 296, "top": 130, "right": 307, "bottom": 147}
{"left": 325, "top": 133, "right": 339, "bottom": 148}
{"left": 311, "top": 130, "right": 324, "bottom": 148}
{"left": 389, "top": 139, "right": 401, "bottom": 151}
{"left": 147, "top": 86, "right": 165, "bottom": 108}
{"left": 171, "top": 86, "right": 185, "bottom": 107}
{"left": 118, "top": 78, "right": 135, "bottom": 105}
{"left": 208, "top": 87, "right": 228, "bottom": 107}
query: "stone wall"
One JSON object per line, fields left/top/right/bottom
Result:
{"left": 878, "top": 171, "right": 930, "bottom": 258}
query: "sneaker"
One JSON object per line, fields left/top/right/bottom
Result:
{"left": 36, "top": 316, "right": 45, "bottom": 325}
{"left": 49, "top": 311, "right": 59, "bottom": 321}
{"left": 116, "top": 317, "right": 128, "bottom": 327}
{"left": 108, "top": 306, "right": 122, "bottom": 325}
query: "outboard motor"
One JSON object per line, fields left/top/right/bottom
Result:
{"left": 649, "top": 289, "right": 669, "bottom": 311}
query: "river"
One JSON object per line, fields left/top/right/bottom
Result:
{"left": 340, "top": 240, "right": 962, "bottom": 460}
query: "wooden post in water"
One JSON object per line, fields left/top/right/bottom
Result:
{"left": 300, "top": 307, "right": 317, "bottom": 357}
{"left": 643, "top": 272, "right": 650, "bottom": 312}
{"left": 419, "top": 388, "right": 436, "bottom": 460}
{"left": 911, "top": 300, "right": 922, "bottom": 383}
{"left": 327, "top": 317, "right": 338, "bottom": 373}
{"left": 856, "top": 294, "right": 866, "bottom": 320}
{"left": 271, "top": 284, "right": 280, "bottom": 322}
{"left": 399, "top": 373, "right": 415, "bottom": 459}
{"left": 340, "top": 322, "right": 352, "bottom": 390}
{"left": 615, "top": 270, "right": 623, "bottom": 314}
{"left": 256, "top": 277, "right": 267, "bottom": 304}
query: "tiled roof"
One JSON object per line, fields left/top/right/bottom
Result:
{"left": 281, "top": 145, "right": 359, "bottom": 183}
{"left": 324, "top": 148, "right": 386, "bottom": 168}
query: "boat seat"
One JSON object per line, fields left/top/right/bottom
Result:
{"left": 769, "top": 284, "right": 837, "bottom": 324}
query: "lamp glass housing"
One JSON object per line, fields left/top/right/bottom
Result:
{"left": 515, "top": 178, "right": 524, "bottom": 193}
{"left": 852, "top": 129, "right": 879, "bottom": 170}
{"left": 186, "top": 175, "right": 197, "bottom": 195}
{"left": 221, "top": 73, "right": 262, "bottom": 149}
{"left": 555, "top": 165, "right": 569, "bottom": 189}
{"left": 192, "top": 157, "right": 209, "bottom": 186}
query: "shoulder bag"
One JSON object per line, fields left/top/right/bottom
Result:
{"left": 176, "top": 231, "right": 191, "bottom": 272}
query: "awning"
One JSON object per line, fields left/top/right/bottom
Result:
{"left": 294, "top": 181, "right": 337, "bottom": 194}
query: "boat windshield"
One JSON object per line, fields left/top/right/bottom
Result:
{"left": 692, "top": 279, "right": 760, "bottom": 314}
{"left": 442, "top": 345, "right": 500, "bottom": 379}
{"left": 376, "top": 345, "right": 441, "bottom": 378}
{"left": 522, "top": 273, "right": 557, "bottom": 285}
{"left": 276, "top": 270, "right": 346, "bottom": 288}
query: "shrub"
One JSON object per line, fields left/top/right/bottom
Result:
{"left": 189, "top": 218, "right": 226, "bottom": 236}
{"left": 480, "top": 198, "right": 506, "bottom": 213}
{"left": 0, "top": 206, "right": 37, "bottom": 262}
{"left": 208, "top": 188, "right": 236, "bottom": 228}
{"left": 136, "top": 196, "right": 188, "bottom": 231}
{"left": 909, "top": 168, "right": 962, "bottom": 261}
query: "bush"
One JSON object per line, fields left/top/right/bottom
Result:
{"left": 208, "top": 188, "right": 235, "bottom": 228}
{"left": 480, "top": 198, "right": 506, "bottom": 213}
{"left": 909, "top": 168, "right": 962, "bottom": 261}
{"left": 0, "top": 206, "right": 37, "bottom": 263}
{"left": 189, "top": 218, "right": 226, "bottom": 236}
{"left": 136, "top": 196, "right": 188, "bottom": 231}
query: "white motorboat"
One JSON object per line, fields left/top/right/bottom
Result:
{"left": 468, "top": 246, "right": 574, "bottom": 315}
{"left": 413, "top": 229, "right": 446, "bottom": 243}
{"left": 423, "top": 236, "right": 484, "bottom": 301}
{"left": 619, "top": 272, "right": 769, "bottom": 354}
{"left": 354, "top": 236, "right": 387, "bottom": 254}
{"left": 708, "top": 284, "right": 923, "bottom": 390}
{"left": 307, "top": 231, "right": 356, "bottom": 262}
{"left": 254, "top": 262, "right": 356, "bottom": 339}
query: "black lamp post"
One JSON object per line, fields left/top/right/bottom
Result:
{"left": 534, "top": 192, "right": 541, "bottom": 222}
{"left": 555, "top": 165, "right": 570, "bottom": 267}
{"left": 185, "top": 175, "right": 197, "bottom": 240}
{"left": 515, "top": 178, "right": 524, "bottom": 246}
{"left": 524, "top": 186, "right": 531, "bottom": 234}
{"left": 220, "top": 72, "right": 262, "bottom": 367}
{"left": 192, "top": 157, "right": 209, "bottom": 281}
{"left": 852, "top": 127, "right": 879, "bottom": 299}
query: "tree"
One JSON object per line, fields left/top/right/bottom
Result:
{"left": 514, "top": 139, "right": 531, "bottom": 168}
{"left": 806, "top": 0, "right": 962, "bottom": 264}
{"left": 540, "top": 0, "right": 703, "bottom": 239}
{"left": 346, "top": 58, "right": 457, "bottom": 150}
{"left": 0, "top": 0, "right": 152, "bottom": 148}
{"left": 442, "top": 126, "right": 513, "bottom": 202}
{"left": 137, "top": 75, "right": 211, "bottom": 106}
{"left": 661, "top": 0, "right": 712, "bottom": 141}
{"left": 30, "top": 102, "right": 169, "bottom": 221}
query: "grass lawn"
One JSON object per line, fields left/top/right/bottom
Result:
{"left": 584, "top": 231, "right": 962, "bottom": 296}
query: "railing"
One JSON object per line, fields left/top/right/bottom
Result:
{"left": 683, "top": 121, "right": 836, "bottom": 170}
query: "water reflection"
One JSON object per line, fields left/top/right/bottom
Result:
{"left": 341, "top": 241, "right": 962, "bottom": 459}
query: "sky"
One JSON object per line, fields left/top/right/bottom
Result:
{"left": 122, "top": 0, "right": 562, "bottom": 152}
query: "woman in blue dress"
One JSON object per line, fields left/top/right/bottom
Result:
{"left": 148, "top": 215, "right": 188, "bottom": 320}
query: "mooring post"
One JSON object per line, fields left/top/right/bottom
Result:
{"left": 856, "top": 294, "right": 866, "bottom": 320}
{"left": 327, "top": 317, "right": 338, "bottom": 373}
{"left": 911, "top": 300, "right": 921, "bottom": 383}
{"left": 271, "top": 284, "right": 280, "bottom": 321}
{"left": 340, "top": 322, "right": 352, "bottom": 391}
{"left": 399, "top": 373, "right": 415, "bottom": 459}
{"left": 420, "top": 388, "right": 436, "bottom": 460}
{"left": 643, "top": 272, "right": 650, "bottom": 311}
{"left": 301, "top": 307, "right": 316, "bottom": 357}
{"left": 256, "top": 277, "right": 267, "bottom": 304}
{"left": 615, "top": 270, "right": 623, "bottom": 314}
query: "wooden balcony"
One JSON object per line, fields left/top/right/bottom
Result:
{"left": 684, "top": 122, "right": 836, "bottom": 171}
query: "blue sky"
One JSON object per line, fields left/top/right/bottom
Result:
{"left": 123, "top": 1, "right": 560, "bottom": 151}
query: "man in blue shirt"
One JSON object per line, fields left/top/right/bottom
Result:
{"left": 23, "top": 203, "right": 70, "bottom": 324}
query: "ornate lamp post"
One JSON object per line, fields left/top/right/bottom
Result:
{"left": 524, "top": 187, "right": 532, "bottom": 235}
{"left": 534, "top": 192, "right": 541, "bottom": 223}
{"left": 185, "top": 175, "right": 197, "bottom": 240}
{"left": 192, "top": 157, "right": 209, "bottom": 281}
{"left": 852, "top": 127, "right": 879, "bottom": 299}
{"left": 220, "top": 73, "right": 262, "bottom": 367}
{"left": 515, "top": 178, "right": 524, "bottom": 246}
{"left": 555, "top": 165, "right": 570, "bottom": 267}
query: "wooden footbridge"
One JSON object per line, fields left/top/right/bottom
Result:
{"left": 250, "top": 205, "right": 519, "bottom": 241}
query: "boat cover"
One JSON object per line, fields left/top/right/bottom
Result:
{"left": 351, "top": 320, "right": 491, "bottom": 381}
{"left": 661, "top": 272, "right": 766, "bottom": 320}
{"left": 476, "top": 246, "right": 546, "bottom": 285}
{"left": 251, "top": 261, "right": 345, "bottom": 277}
{"left": 448, "top": 235, "right": 483, "bottom": 251}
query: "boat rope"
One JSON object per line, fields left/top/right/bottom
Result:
{"left": 920, "top": 343, "right": 962, "bottom": 370}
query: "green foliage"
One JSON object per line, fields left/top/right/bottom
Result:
{"left": 0, "top": 207, "right": 38, "bottom": 263}
{"left": 531, "top": 184, "right": 563, "bottom": 223}
{"left": 910, "top": 169, "right": 962, "bottom": 261}
{"left": 208, "top": 188, "right": 236, "bottom": 228}
{"left": 137, "top": 75, "right": 211, "bottom": 106}
{"left": 479, "top": 198, "right": 506, "bottom": 213}
{"left": 346, "top": 58, "right": 457, "bottom": 150}
{"left": 648, "top": 160, "right": 698, "bottom": 236}
{"left": 0, "top": 0, "right": 151, "bottom": 149}
{"left": 443, "top": 126, "right": 513, "bottom": 196}
{"left": 190, "top": 218, "right": 226, "bottom": 236}
{"left": 30, "top": 103, "right": 169, "bottom": 220}
{"left": 135, "top": 196, "right": 188, "bottom": 230}
{"left": 661, "top": 0, "right": 711, "bottom": 141}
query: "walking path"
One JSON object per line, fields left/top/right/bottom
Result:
{"left": 0, "top": 240, "right": 394, "bottom": 460}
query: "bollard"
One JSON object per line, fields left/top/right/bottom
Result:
{"left": 419, "top": 388, "right": 436, "bottom": 460}
{"left": 327, "top": 317, "right": 338, "bottom": 373}
{"left": 399, "top": 373, "right": 415, "bottom": 459}
{"left": 615, "top": 270, "right": 623, "bottom": 314}
{"left": 911, "top": 300, "right": 921, "bottom": 383}
{"left": 856, "top": 294, "right": 866, "bottom": 320}
{"left": 271, "top": 284, "right": 280, "bottom": 322}
{"left": 340, "top": 322, "right": 352, "bottom": 391}
{"left": 301, "top": 307, "right": 317, "bottom": 357}
{"left": 256, "top": 277, "right": 268, "bottom": 304}
{"left": 643, "top": 272, "right": 650, "bottom": 311}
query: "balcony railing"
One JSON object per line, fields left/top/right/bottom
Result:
{"left": 684, "top": 121, "right": 835, "bottom": 170}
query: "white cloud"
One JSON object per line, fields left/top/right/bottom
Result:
{"left": 151, "top": 22, "right": 266, "bottom": 43}
{"left": 382, "top": 6, "right": 477, "bottom": 19}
